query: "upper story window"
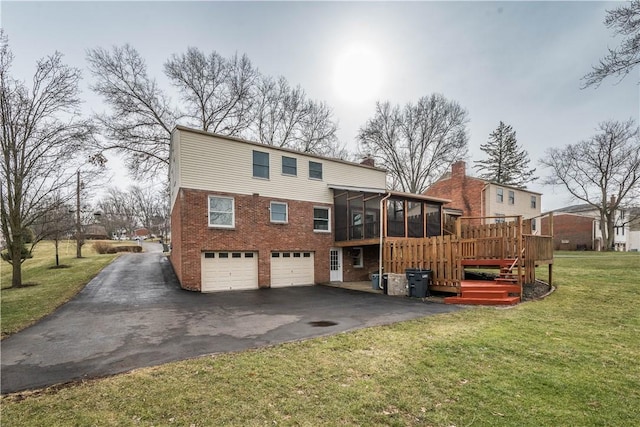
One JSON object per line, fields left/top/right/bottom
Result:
{"left": 313, "top": 207, "right": 330, "bottom": 232}
{"left": 309, "top": 161, "right": 323, "bottom": 180}
{"left": 508, "top": 190, "right": 515, "bottom": 205}
{"left": 496, "top": 188, "right": 504, "bottom": 203}
{"left": 253, "top": 150, "right": 269, "bottom": 179}
{"left": 270, "top": 201, "right": 288, "bottom": 223}
{"left": 282, "top": 156, "right": 297, "bottom": 176}
{"left": 530, "top": 195, "right": 537, "bottom": 209}
{"left": 209, "top": 196, "right": 234, "bottom": 228}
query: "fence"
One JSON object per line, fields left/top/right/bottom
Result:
{"left": 383, "top": 235, "right": 462, "bottom": 293}
{"left": 383, "top": 217, "right": 554, "bottom": 294}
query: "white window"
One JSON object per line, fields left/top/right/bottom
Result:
{"left": 270, "top": 202, "right": 288, "bottom": 223}
{"left": 508, "top": 190, "right": 515, "bottom": 205}
{"left": 531, "top": 218, "right": 537, "bottom": 231}
{"left": 209, "top": 196, "right": 234, "bottom": 228}
{"left": 309, "top": 161, "right": 323, "bottom": 180}
{"left": 497, "top": 188, "right": 504, "bottom": 203}
{"left": 352, "top": 247, "right": 363, "bottom": 268}
{"left": 282, "top": 156, "right": 297, "bottom": 176}
{"left": 313, "top": 207, "right": 330, "bottom": 232}
{"left": 253, "top": 150, "right": 269, "bottom": 179}
{"left": 530, "top": 196, "right": 537, "bottom": 209}
{"left": 495, "top": 214, "right": 505, "bottom": 224}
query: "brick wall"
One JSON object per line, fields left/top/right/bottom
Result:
{"left": 424, "top": 161, "right": 486, "bottom": 217}
{"left": 342, "top": 245, "right": 379, "bottom": 282}
{"left": 541, "top": 214, "right": 594, "bottom": 250}
{"left": 169, "top": 190, "right": 183, "bottom": 285}
{"left": 171, "top": 188, "right": 334, "bottom": 291}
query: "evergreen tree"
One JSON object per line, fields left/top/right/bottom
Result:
{"left": 474, "top": 121, "right": 537, "bottom": 187}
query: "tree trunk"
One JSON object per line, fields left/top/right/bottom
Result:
{"left": 10, "top": 234, "right": 23, "bottom": 288}
{"left": 599, "top": 212, "right": 609, "bottom": 251}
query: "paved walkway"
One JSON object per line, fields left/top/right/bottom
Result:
{"left": 1, "top": 243, "right": 460, "bottom": 394}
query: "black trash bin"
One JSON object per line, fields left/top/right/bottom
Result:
{"left": 405, "top": 268, "right": 431, "bottom": 298}
{"left": 382, "top": 273, "right": 389, "bottom": 295}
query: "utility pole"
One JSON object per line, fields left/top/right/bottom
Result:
{"left": 76, "top": 170, "right": 82, "bottom": 258}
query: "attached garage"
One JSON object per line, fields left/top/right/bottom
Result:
{"left": 270, "top": 252, "right": 315, "bottom": 287}
{"left": 201, "top": 251, "right": 258, "bottom": 292}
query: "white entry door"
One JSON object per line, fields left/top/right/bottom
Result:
{"left": 329, "top": 248, "right": 343, "bottom": 282}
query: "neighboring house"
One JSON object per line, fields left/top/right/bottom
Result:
{"left": 169, "top": 126, "right": 450, "bottom": 292}
{"left": 424, "top": 161, "right": 542, "bottom": 228}
{"left": 541, "top": 204, "right": 633, "bottom": 251}
{"left": 134, "top": 228, "right": 150, "bottom": 238}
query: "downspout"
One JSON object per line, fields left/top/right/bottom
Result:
{"left": 378, "top": 193, "right": 392, "bottom": 288}
{"left": 481, "top": 183, "right": 489, "bottom": 223}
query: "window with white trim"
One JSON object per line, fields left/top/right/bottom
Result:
{"left": 313, "top": 207, "right": 330, "bottom": 232}
{"left": 270, "top": 201, "right": 288, "bottom": 223}
{"left": 282, "top": 156, "right": 297, "bottom": 176}
{"left": 495, "top": 213, "right": 505, "bottom": 224}
{"left": 309, "top": 161, "right": 323, "bottom": 180}
{"left": 497, "top": 188, "right": 504, "bottom": 203}
{"left": 208, "top": 196, "right": 234, "bottom": 228}
{"left": 253, "top": 150, "right": 269, "bottom": 179}
{"left": 352, "top": 247, "right": 363, "bottom": 268}
{"left": 530, "top": 195, "right": 537, "bottom": 209}
{"left": 508, "top": 190, "right": 515, "bottom": 205}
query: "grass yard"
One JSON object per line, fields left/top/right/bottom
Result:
{"left": 1, "top": 240, "right": 119, "bottom": 338}
{"left": 2, "top": 252, "right": 639, "bottom": 426}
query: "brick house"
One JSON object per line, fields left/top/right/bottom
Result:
{"left": 424, "top": 161, "right": 542, "bottom": 227}
{"left": 169, "top": 126, "right": 449, "bottom": 292}
{"left": 541, "top": 204, "right": 634, "bottom": 251}
{"left": 540, "top": 213, "right": 595, "bottom": 250}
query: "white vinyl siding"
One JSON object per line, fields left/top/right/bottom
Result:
{"left": 484, "top": 184, "right": 542, "bottom": 222}
{"left": 172, "top": 128, "right": 386, "bottom": 205}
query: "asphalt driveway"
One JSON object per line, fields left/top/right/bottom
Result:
{"left": 1, "top": 242, "right": 461, "bottom": 394}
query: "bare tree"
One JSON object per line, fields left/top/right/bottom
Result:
{"left": 1, "top": 32, "right": 96, "bottom": 287}
{"left": 88, "top": 45, "right": 342, "bottom": 182}
{"left": 474, "top": 121, "right": 537, "bottom": 188}
{"left": 97, "top": 187, "right": 139, "bottom": 238}
{"left": 164, "top": 48, "right": 258, "bottom": 135}
{"left": 252, "top": 76, "right": 338, "bottom": 154}
{"left": 583, "top": 0, "right": 640, "bottom": 88}
{"left": 541, "top": 119, "right": 640, "bottom": 250}
{"left": 86, "top": 44, "right": 178, "bottom": 179}
{"left": 31, "top": 195, "right": 75, "bottom": 266}
{"left": 358, "top": 94, "right": 469, "bottom": 193}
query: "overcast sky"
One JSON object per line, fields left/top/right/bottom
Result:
{"left": 2, "top": 1, "right": 638, "bottom": 212}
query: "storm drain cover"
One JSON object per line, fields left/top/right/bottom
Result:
{"left": 308, "top": 320, "right": 338, "bottom": 327}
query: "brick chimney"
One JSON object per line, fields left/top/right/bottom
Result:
{"left": 360, "top": 156, "right": 375, "bottom": 167}
{"left": 452, "top": 161, "right": 466, "bottom": 178}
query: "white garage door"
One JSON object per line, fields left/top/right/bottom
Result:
{"left": 271, "top": 252, "right": 315, "bottom": 287}
{"left": 201, "top": 252, "right": 258, "bottom": 292}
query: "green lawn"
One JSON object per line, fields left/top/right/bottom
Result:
{"left": 2, "top": 252, "right": 639, "bottom": 426}
{"left": 1, "top": 240, "right": 118, "bottom": 338}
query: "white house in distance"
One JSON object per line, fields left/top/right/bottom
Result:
{"left": 544, "top": 204, "right": 637, "bottom": 252}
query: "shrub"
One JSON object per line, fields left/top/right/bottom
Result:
{"left": 92, "top": 242, "right": 112, "bottom": 254}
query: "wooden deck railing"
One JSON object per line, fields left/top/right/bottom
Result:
{"left": 382, "top": 218, "right": 555, "bottom": 295}
{"left": 383, "top": 236, "right": 462, "bottom": 293}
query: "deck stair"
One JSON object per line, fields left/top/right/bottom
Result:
{"left": 445, "top": 258, "right": 523, "bottom": 305}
